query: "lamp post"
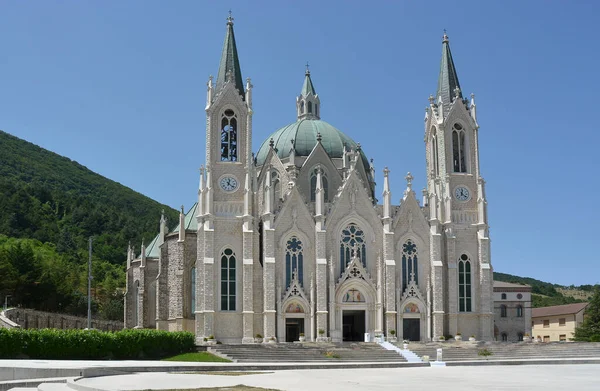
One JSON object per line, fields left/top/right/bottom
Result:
{"left": 87, "top": 237, "right": 93, "bottom": 329}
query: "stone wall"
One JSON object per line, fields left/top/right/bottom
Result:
{"left": 3, "top": 308, "right": 123, "bottom": 331}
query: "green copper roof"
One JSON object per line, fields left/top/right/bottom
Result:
{"left": 255, "top": 119, "right": 369, "bottom": 168}
{"left": 301, "top": 71, "right": 316, "bottom": 96}
{"left": 436, "top": 32, "right": 462, "bottom": 107}
{"left": 170, "top": 203, "right": 199, "bottom": 233}
{"left": 215, "top": 16, "right": 244, "bottom": 99}
{"left": 145, "top": 233, "right": 160, "bottom": 258}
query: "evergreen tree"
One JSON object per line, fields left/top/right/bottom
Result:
{"left": 573, "top": 286, "right": 600, "bottom": 342}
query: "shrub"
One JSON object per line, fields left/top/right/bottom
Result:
{"left": 255, "top": 333, "right": 263, "bottom": 339}
{"left": 0, "top": 328, "right": 194, "bottom": 360}
{"left": 318, "top": 329, "right": 325, "bottom": 335}
{"left": 390, "top": 330, "right": 396, "bottom": 336}
{"left": 478, "top": 348, "right": 493, "bottom": 357}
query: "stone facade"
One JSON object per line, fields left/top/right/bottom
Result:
{"left": 493, "top": 281, "right": 532, "bottom": 342}
{"left": 125, "top": 20, "right": 500, "bottom": 343}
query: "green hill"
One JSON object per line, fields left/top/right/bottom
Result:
{"left": 493, "top": 271, "right": 597, "bottom": 307}
{"left": 0, "top": 130, "right": 178, "bottom": 320}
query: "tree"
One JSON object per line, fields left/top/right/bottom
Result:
{"left": 573, "top": 286, "right": 600, "bottom": 342}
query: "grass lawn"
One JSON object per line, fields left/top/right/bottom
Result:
{"left": 162, "top": 352, "right": 231, "bottom": 363}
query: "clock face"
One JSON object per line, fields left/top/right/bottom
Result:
{"left": 454, "top": 186, "right": 470, "bottom": 201}
{"left": 219, "top": 176, "right": 238, "bottom": 192}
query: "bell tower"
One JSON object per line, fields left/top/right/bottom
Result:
{"left": 424, "top": 31, "right": 493, "bottom": 341}
{"left": 198, "top": 12, "right": 255, "bottom": 344}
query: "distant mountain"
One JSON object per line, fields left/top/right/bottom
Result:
{"left": 0, "top": 130, "right": 178, "bottom": 319}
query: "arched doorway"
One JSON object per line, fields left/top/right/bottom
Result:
{"left": 284, "top": 301, "right": 306, "bottom": 342}
{"left": 401, "top": 302, "right": 421, "bottom": 342}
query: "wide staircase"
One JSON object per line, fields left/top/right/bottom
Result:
{"left": 406, "top": 342, "right": 600, "bottom": 362}
{"left": 210, "top": 342, "right": 407, "bottom": 362}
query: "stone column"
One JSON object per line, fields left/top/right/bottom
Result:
{"left": 262, "top": 226, "right": 276, "bottom": 341}
{"left": 431, "top": 227, "right": 445, "bottom": 340}
{"left": 203, "top": 227, "right": 215, "bottom": 338}
{"left": 315, "top": 229, "right": 328, "bottom": 341}
{"left": 242, "top": 227, "right": 254, "bottom": 343}
{"left": 383, "top": 231, "right": 396, "bottom": 337}
{"left": 446, "top": 229, "right": 458, "bottom": 335}
{"left": 194, "top": 222, "right": 205, "bottom": 343}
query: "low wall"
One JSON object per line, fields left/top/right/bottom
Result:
{"left": 2, "top": 308, "right": 123, "bottom": 331}
{"left": 0, "top": 311, "right": 20, "bottom": 329}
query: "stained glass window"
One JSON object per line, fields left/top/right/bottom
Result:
{"left": 458, "top": 254, "right": 472, "bottom": 312}
{"left": 401, "top": 240, "right": 418, "bottom": 292}
{"left": 220, "top": 248, "right": 236, "bottom": 311}
{"left": 285, "top": 237, "right": 303, "bottom": 287}
{"left": 220, "top": 110, "right": 237, "bottom": 161}
{"left": 340, "top": 223, "right": 366, "bottom": 272}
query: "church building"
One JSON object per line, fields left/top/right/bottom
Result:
{"left": 124, "top": 15, "right": 494, "bottom": 343}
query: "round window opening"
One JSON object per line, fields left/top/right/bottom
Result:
{"left": 517, "top": 293, "right": 523, "bottom": 299}
{"left": 224, "top": 109, "right": 235, "bottom": 117}
{"left": 454, "top": 123, "right": 463, "bottom": 130}
{"left": 460, "top": 254, "right": 468, "bottom": 261}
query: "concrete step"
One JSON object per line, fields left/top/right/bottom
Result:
{"left": 37, "top": 384, "right": 70, "bottom": 391}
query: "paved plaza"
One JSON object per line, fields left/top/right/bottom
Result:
{"left": 76, "top": 365, "right": 600, "bottom": 391}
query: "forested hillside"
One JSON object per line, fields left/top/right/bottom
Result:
{"left": 0, "top": 130, "right": 178, "bottom": 320}
{"left": 493, "top": 272, "right": 597, "bottom": 307}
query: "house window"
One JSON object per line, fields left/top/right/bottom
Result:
{"left": 559, "top": 334, "right": 567, "bottom": 342}
{"left": 220, "top": 248, "right": 236, "bottom": 311}
{"left": 501, "top": 333, "right": 508, "bottom": 342}
{"left": 516, "top": 305, "right": 523, "bottom": 317}
{"left": 543, "top": 319, "right": 550, "bottom": 328}
{"left": 501, "top": 293, "right": 507, "bottom": 300}
{"left": 500, "top": 305, "right": 507, "bottom": 318}
{"left": 340, "top": 223, "right": 366, "bottom": 272}
{"left": 220, "top": 109, "right": 238, "bottom": 161}
{"left": 401, "top": 240, "right": 418, "bottom": 292}
{"left": 190, "top": 267, "right": 196, "bottom": 317}
{"left": 452, "top": 123, "right": 467, "bottom": 173}
{"left": 285, "top": 237, "right": 303, "bottom": 288}
{"left": 458, "top": 254, "right": 472, "bottom": 312}
{"left": 310, "top": 169, "right": 328, "bottom": 202}
{"left": 559, "top": 318, "right": 566, "bottom": 326}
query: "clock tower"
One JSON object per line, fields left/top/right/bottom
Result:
{"left": 424, "top": 32, "right": 493, "bottom": 340}
{"left": 197, "top": 13, "right": 256, "bottom": 343}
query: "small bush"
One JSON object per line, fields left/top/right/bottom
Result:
{"left": 0, "top": 328, "right": 194, "bottom": 360}
{"left": 478, "top": 348, "right": 493, "bottom": 357}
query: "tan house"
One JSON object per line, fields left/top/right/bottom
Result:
{"left": 531, "top": 303, "right": 588, "bottom": 342}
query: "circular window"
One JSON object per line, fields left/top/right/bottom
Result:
{"left": 460, "top": 254, "right": 468, "bottom": 261}
{"left": 517, "top": 293, "right": 523, "bottom": 299}
{"left": 224, "top": 109, "right": 235, "bottom": 117}
{"left": 454, "top": 123, "right": 463, "bottom": 130}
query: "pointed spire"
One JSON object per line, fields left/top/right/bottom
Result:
{"left": 301, "top": 62, "right": 317, "bottom": 96}
{"left": 215, "top": 11, "right": 245, "bottom": 99}
{"left": 436, "top": 30, "right": 462, "bottom": 111}
{"left": 297, "top": 64, "right": 320, "bottom": 120}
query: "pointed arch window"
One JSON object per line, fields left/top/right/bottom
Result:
{"left": 458, "top": 254, "right": 472, "bottom": 312}
{"left": 220, "top": 248, "right": 236, "bottom": 311}
{"left": 340, "top": 223, "right": 366, "bottom": 272}
{"left": 310, "top": 169, "right": 328, "bottom": 202}
{"left": 285, "top": 237, "right": 303, "bottom": 288}
{"left": 271, "top": 170, "right": 281, "bottom": 209}
{"left": 220, "top": 109, "right": 238, "bottom": 161}
{"left": 134, "top": 281, "right": 140, "bottom": 326}
{"left": 452, "top": 123, "right": 467, "bottom": 173}
{"left": 308, "top": 101, "right": 313, "bottom": 113}
{"left": 431, "top": 127, "right": 439, "bottom": 176}
{"left": 300, "top": 101, "right": 305, "bottom": 114}
{"left": 401, "top": 240, "right": 418, "bottom": 292}
{"left": 190, "top": 267, "right": 196, "bottom": 318}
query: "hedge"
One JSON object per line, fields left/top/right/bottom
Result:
{"left": 0, "top": 328, "right": 195, "bottom": 360}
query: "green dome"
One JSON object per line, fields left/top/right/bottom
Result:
{"left": 256, "top": 119, "right": 368, "bottom": 167}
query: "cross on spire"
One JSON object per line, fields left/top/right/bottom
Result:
{"left": 405, "top": 172, "right": 413, "bottom": 189}
{"left": 305, "top": 61, "right": 310, "bottom": 75}
{"left": 227, "top": 10, "right": 234, "bottom": 25}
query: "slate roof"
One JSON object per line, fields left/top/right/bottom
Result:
{"left": 532, "top": 302, "right": 589, "bottom": 318}
{"left": 436, "top": 32, "right": 462, "bottom": 109}
{"left": 493, "top": 281, "right": 532, "bottom": 291}
{"left": 215, "top": 16, "right": 245, "bottom": 99}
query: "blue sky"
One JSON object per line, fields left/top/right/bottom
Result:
{"left": 1, "top": 1, "right": 598, "bottom": 286}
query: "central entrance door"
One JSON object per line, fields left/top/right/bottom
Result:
{"left": 285, "top": 318, "right": 304, "bottom": 342}
{"left": 403, "top": 318, "right": 420, "bottom": 342}
{"left": 342, "top": 310, "right": 366, "bottom": 341}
